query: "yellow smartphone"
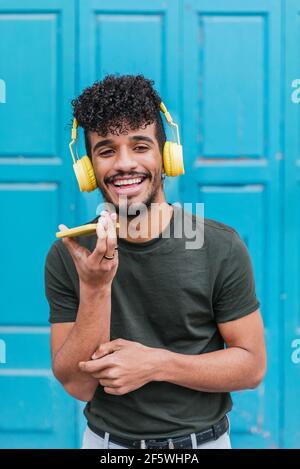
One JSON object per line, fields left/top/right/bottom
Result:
{"left": 56, "top": 223, "right": 120, "bottom": 239}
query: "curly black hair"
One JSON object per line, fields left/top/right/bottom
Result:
{"left": 71, "top": 74, "right": 166, "bottom": 158}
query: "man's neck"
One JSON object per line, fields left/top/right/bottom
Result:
{"left": 117, "top": 202, "right": 173, "bottom": 243}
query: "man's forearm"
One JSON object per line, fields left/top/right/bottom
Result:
{"left": 154, "top": 347, "right": 265, "bottom": 392}
{"left": 52, "top": 283, "right": 112, "bottom": 400}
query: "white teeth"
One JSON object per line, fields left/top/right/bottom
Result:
{"left": 113, "top": 178, "right": 144, "bottom": 186}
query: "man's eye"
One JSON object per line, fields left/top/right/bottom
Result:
{"left": 99, "top": 150, "right": 114, "bottom": 157}
{"left": 135, "top": 146, "right": 148, "bottom": 151}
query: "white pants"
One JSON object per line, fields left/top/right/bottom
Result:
{"left": 82, "top": 423, "right": 231, "bottom": 449}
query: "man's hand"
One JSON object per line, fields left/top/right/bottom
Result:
{"left": 78, "top": 339, "right": 162, "bottom": 395}
{"left": 59, "top": 210, "right": 118, "bottom": 290}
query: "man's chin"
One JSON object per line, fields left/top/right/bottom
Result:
{"left": 107, "top": 193, "right": 161, "bottom": 217}
{"left": 99, "top": 177, "right": 162, "bottom": 215}
{"left": 116, "top": 196, "right": 152, "bottom": 217}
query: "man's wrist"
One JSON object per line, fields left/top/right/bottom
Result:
{"left": 150, "top": 347, "right": 175, "bottom": 382}
{"left": 80, "top": 282, "right": 112, "bottom": 300}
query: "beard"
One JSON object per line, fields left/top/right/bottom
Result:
{"left": 97, "top": 169, "right": 164, "bottom": 219}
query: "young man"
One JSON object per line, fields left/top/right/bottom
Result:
{"left": 44, "top": 74, "right": 266, "bottom": 450}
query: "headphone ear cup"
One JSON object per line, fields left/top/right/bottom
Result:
{"left": 163, "top": 141, "right": 185, "bottom": 177}
{"left": 73, "top": 156, "right": 97, "bottom": 192}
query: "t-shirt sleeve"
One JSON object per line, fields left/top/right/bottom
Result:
{"left": 44, "top": 242, "right": 79, "bottom": 324}
{"left": 213, "top": 230, "right": 260, "bottom": 323}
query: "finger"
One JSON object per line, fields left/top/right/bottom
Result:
{"left": 97, "top": 212, "right": 109, "bottom": 231}
{"left": 93, "top": 373, "right": 116, "bottom": 381}
{"left": 92, "top": 370, "right": 115, "bottom": 379}
{"left": 108, "top": 210, "right": 118, "bottom": 228}
{"left": 78, "top": 355, "right": 114, "bottom": 373}
{"left": 104, "top": 387, "right": 118, "bottom": 395}
{"left": 92, "top": 340, "right": 123, "bottom": 360}
{"left": 58, "top": 223, "right": 68, "bottom": 231}
{"left": 110, "top": 212, "right": 119, "bottom": 232}
{"left": 91, "top": 348, "right": 109, "bottom": 360}
{"left": 104, "top": 387, "right": 125, "bottom": 395}
{"left": 103, "top": 212, "right": 118, "bottom": 259}
{"left": 96, "top": 213, "right": 109, "bottom": 237}
{"left": 106, "top": 211, "right": 118, "bottom": 242}
{"left": 88, "top": 214, "right": 108, "bottom": 263}
{"left": 98, "top": 379, "right": 119, "bottom": 387}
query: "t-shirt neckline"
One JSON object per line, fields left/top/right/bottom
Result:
{"left": 117, "top": 203, "right": 177, "bottom": 252}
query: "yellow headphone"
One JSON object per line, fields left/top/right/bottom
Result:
{"left": 69, "top": 101, "right": 185, "bottom": 192}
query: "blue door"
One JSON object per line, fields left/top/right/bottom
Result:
{"left": 283, "top": 0, "right": 300, "bottom": 449}
{"left": 0, "top": 0, "right": 80, "bottom": 448}
{"left": 182, "top": 0, "right": 282, "bottom": 449}
{"left": 0, "top": 0, "right": 298, "bottom": 448}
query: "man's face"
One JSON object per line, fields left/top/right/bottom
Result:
{"left": 89, "top": 122, "right": 165, "bottom": 216}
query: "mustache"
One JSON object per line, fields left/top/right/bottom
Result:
{"left": 105, "top": 172, "right": 150, "bottom": 184}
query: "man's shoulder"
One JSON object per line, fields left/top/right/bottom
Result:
{"left": 179, "top": 206, "right": 238, "bottom": 245}
{"left": 203, "top": 217, "right": 238, "bottom": 236}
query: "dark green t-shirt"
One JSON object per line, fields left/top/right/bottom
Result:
{"left": 44, "top": 203, "right": 260, "bottom": 439}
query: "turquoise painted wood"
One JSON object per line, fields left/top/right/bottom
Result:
{"left": 0, "top": 0, "right": 298, "bottom": 449}
{"left": 76, "top": 0, "right": 182, "bottom": 223}
{"left": 0, "top": 0, "right": 79, "bottom": 449}
{"left": 183, "top": 0, "right": 282, "bottom": 449}
{"left": 283, "top": 0, "right": 300, "bottom": 449}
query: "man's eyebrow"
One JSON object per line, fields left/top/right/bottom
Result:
{"left": 93, "top": 139, "right": 114, "bottom": 154}
{"left": 92, "top": 135, "right": 155, "bottom": 154}
{"left": 130, "top": 136, "right": 155, "bottom": 144}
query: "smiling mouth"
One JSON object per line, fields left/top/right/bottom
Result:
{"left": 107, "top": 175, "right": 149, "bottom": 196}
{"left": 111, "top": 176, "right": 147, "bottom": 188}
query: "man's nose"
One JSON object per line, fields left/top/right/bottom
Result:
{"left": 113, "top": 147, "right": 138, "bottom": 173}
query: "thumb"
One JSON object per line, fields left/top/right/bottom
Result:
{"left": 92, "top": 341, "right": 122, "bottom": 360}
{"left": 58, "top": 224, "right": 76, "bottom": 250}
{"left": 58, "top": 224, "right": 88, "bottom": 262}
{"left": 58, "top": 224, "right": 68, "bottom": 230}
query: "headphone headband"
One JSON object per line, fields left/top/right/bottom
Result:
{"left": 69, "top": 99, "right": 184, "bottom": 188}
{"left": 71, "top": 102, "right": 180, "bottom": 156}
{"left": 160, "top": 101, "right": 180, "bottom": 145}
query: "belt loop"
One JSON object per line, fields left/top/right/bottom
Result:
{"left": 226, "top": 413, "right": 231, "bottom": 435}
{"left": 212, "top": 422, "right": 218, "bottom": 440}
{"left": 168, "top": 438, "right": 175, "bottom": 449}
{"left": 103, "top": 432, "right": 110, "bottom": 449}
{"left": 190, "top": 433, "right": 197, "bottom": 449}
{"left": 140, "top": 439, "right": 146, "bottom": 449}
